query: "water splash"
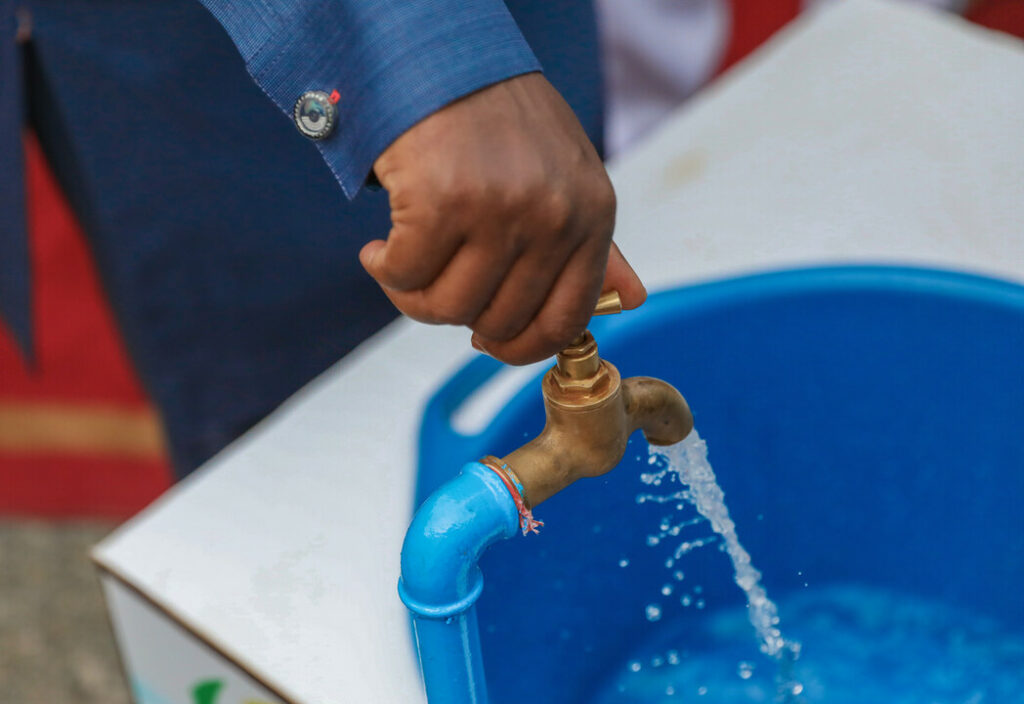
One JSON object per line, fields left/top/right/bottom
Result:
{"left": 650, "top": 431, "right": 803, "bottom": 700}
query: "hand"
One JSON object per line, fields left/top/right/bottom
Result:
{"left": 359, "top": 72, "right": 645, "bottom": 365}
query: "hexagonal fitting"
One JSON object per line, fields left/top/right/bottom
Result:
{"left": 550, "top": 359, "right": 613, "bottom": 395}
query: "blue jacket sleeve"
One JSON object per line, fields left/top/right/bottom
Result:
{"left": 197, "top": 0, "right": 542, "bottom": 198}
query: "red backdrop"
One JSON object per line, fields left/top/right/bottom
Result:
{"left": 0, "top": 134, "right": 173, "bottom": 518}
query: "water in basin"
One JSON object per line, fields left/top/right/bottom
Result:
{"left": 605, "top": 432, "right": 1024, "bottom": 703}
{"left": 600, "top": 584, "right": 1024, "bottom": 703}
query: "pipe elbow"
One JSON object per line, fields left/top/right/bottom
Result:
{"left": 623, "top": 376, "right": 694, "bottom": 446}
{"left": 399, "top": 463, "right": 519, "bottom": 619}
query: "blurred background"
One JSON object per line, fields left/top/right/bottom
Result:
{"left": 1, "top": 1, "right": 1022, "bottom": 702}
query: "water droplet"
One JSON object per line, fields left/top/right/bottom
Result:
{"left": 790, "top": 683, "right": 804, "bottom": 695}
{"left": 628, "top": 660, "right": 642, "bottom": 673}
{"left": 696, "top": 598, "right": 706, "bottom": 609}
{"left": 693, "top": 585, "right": 703, "bottom": 594}
{"left": 665, "top": 686, "right": 676, "bottom": 696}
{"left": 618, "top": 558, "right": 630, "bottom": 568}
{"left": 666, "top": 650, "right": 680, "bottom": 665}
{"left": 697, "top": 686, "right": 708, "bottom": 696}
{"left": 680, "top": 595, "right": 692, "bottom": 606}
{"left": 661, "top": 584, "right": 673, "bottom": 596}
{"left": 645, "top": 604, "right": 662, "bottom": 622}
{"left": 646, "top": 535, "right": 660, "bottom": 547}
{"left": 664, "top": 557, "right": 675, "bottom": 568}
{"left": 673, "top": 570, "right": 685, "bottom": 581}
{"left": 737, "top": 661, "right": 754, "bottom": 680}
{"left": 647, "top": 455, "right": 658, "bottom": 465}
{"left": 651, "top": 655, "right": 664, "bottom": 668}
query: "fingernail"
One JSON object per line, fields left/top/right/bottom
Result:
{"left": 471, "top": 337, "right": 491, "bottom": 357}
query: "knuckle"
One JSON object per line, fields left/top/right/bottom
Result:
{"left": 497, "top": 178, "right": 533, "bottom": 218}
{"left": 593, "top": 175, "right": 617, "bottom": 221}
{"left": 499, "top": 158, "right": 545, "bottom": 210}
{"left": 540, "top": 189, "right": 572, "bottom": 232}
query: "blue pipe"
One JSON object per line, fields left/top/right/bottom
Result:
{"left": 399, "top": 462, "right": 521, "bottom": 704}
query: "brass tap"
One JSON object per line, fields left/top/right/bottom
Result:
{"left": 484, "top": 291, "right": 693, "bottom": 508}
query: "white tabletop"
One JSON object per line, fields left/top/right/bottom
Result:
{"left": 94, "top": 2, "right": 1024, "bottom": 703}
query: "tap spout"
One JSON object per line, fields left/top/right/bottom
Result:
{"left": 622, "top": 376, "right": 693, "bottom": 446}
{"left": 497, "top": 332, "right": 693, "bottom": 508}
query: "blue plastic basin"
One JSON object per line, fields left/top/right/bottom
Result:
{"left": 416, "top": 266, "right": 1024, "bottom": 704}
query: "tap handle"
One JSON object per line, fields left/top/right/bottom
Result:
{"left": 593, "top": 290, "right": 622, "bottom": 316}
{"left": 563, "top": 290, "right": 622, "bottom": 353}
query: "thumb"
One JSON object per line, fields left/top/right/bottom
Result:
{"left": 603, "top": 242, "right": 647, "bottom": 310}
{"left": 358, "top": 239, "right": 387, "bottom": 278}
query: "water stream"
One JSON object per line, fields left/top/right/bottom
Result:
{"left": 650, "top": 433, "right": 798, "bottom": 661}
{"left": 641, "top": 431, "right": 803, "bottom": 699}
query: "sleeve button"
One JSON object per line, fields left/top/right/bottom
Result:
{"left": 294, "top": 90, "right": 337, "bottom": 140}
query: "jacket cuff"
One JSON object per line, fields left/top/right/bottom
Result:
{"left": 203, "top": 0, "right": 542, "bottom": 198}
